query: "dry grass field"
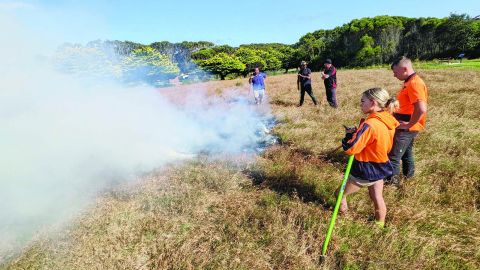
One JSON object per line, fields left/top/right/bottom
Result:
{"left": 4, "top": 68, "right": 480, "bottom": 269}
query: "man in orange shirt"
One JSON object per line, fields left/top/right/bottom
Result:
{"left": 386, "top": 56, "right": 428, "bottom": 186}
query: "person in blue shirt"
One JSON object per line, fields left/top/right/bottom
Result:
{"left": 249, "top": 67, "right": 267, "bottom": 104}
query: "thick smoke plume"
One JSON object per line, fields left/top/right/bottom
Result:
{"left": 0, "top": 10, "right": 272, "bottom": 261}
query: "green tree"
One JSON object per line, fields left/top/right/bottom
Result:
{"left": 372, "top": 16, "right": 404, "bottom": 62}
{"left": 105, "top": 40, "right": 144, "bottom": 56}
{"left": 277, "top": 46, "right": 298, "bottom": 73}
{"left": 296, "top": 32, "right": 325, "bottom": 62}
{"left": 191, "top": 48, "right": 216, "bottom": 61}
{"left": 437, "top": 14, "right": 478, "bottom": 56}
{"left": 259, "top": 49, "right": 282, "bottom": 71}
{"left": 472, "top": 20, "right": 480, "bottom": 58}
{"left": 353, "top": 34, "right": 381, "bottom": 66}
{"left": 195, "top": 53, "right": 245, "bottom": 80}
{"left": 122, "top": 46, "right": 180, "bottom": 84}
{"left": 239, "top": 43, "right": 295, "bottom": 72}
{"left": 397, "top": 16, "right": 458, "bottom": 59}
{"left": 151, "top": 41, "right": 215, "bottom": 73}
{"left": 212, "top": 45, "right": 236, "bottom": 55}
{"left": 234, "top": 47, "right": 266, "bottom": 76}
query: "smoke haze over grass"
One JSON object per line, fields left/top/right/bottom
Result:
{"left": 0, "top": 12, "right": 271, "bottom": 261}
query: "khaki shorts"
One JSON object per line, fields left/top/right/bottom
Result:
{"left": 253, "top": 89, "right": 265, "bottom": 99}
{"left": 348, "top": 175, "right": 383, "bottom": 187}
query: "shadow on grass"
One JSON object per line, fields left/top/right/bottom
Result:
{"left": 290, "top": 146, "right": 350, "bottom": 170}
{"left": 318, "top": 147, "right": 350, "bottom": 167}
{"left": 246, "top": 146, "right": 355, "bottom": 210}
{"left": 243, "top": 168, "right": 330, "bottom": 209}
{"left": 270, "top": 99, "right": 297, "bottom": 107}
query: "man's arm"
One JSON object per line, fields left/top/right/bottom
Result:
{"left": 298, "top": 74, "right": 311, "bottom": 80}
{"left": 323, "top": 67, "right": 335, "bottom": 79}
{"left": 298, "top": 69, "right": 311, "bottom": 79}
{"left": 297, "top": 73, "right": 301, "bottom": 90}
{"left": 398, "top": 100, "right": 427, "bottom": 129}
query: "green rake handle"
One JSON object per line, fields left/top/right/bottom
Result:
{"left": 321, "top": 155, "right": 354, "bottom": 256}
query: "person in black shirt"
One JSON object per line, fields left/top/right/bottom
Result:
{"left": 297, "top": 61, "right": 318, "bottom": 106}
{"left": 321, "top": 58, "right": 338, "bottom": 108}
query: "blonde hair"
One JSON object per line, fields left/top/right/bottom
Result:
{"left": 363, "top": 87, "right": 399, "bottom": 113}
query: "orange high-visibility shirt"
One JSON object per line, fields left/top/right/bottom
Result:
{"left": 396, "top": 73, "right": 428, "bottom": 131}
{"left": 343, "top": 111, "right": 399, "bottom": 180}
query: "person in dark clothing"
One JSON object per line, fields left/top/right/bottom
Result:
{"left": 321, "top": 59, "right": 338, "bottom": 108}
{"left": 297, "top": 61, "right": 318, "bottom": 106}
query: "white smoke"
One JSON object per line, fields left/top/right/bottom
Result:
{"left": 0, "top": 8, "right": 272, "bottom": 262}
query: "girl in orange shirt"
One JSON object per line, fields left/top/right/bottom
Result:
{"left": 339, "top": 88, "right": 399, "bottom": 227}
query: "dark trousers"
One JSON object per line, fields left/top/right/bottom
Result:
{"left": 299, "top": 84, "right": 317, "bottom": 105}
{"left": 388, "top": 130, "right": 417, "bottom": 178}
{"left": 326, "top": 88, "right": 337, "bottom": 108}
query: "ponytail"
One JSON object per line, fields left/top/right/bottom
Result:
{"left": 385, "top": 97, "right": 399, "bottom": 114}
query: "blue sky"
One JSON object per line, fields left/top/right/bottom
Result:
{"left": 2, "top": 0, "right": 480, "bottom": 46}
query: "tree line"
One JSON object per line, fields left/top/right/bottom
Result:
{"left": 298, "top": 14, "right": 480, "bottom": 70}
{"left": 55, "top": 14, "right": 480, "bottom": 84}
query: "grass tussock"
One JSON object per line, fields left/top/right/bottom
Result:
{"left": 4, "top": 68, "right": 480, "bottom": 270}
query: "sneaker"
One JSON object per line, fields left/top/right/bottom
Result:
{"left": 374, "top": 221, "right": 385, "bottom": 228}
